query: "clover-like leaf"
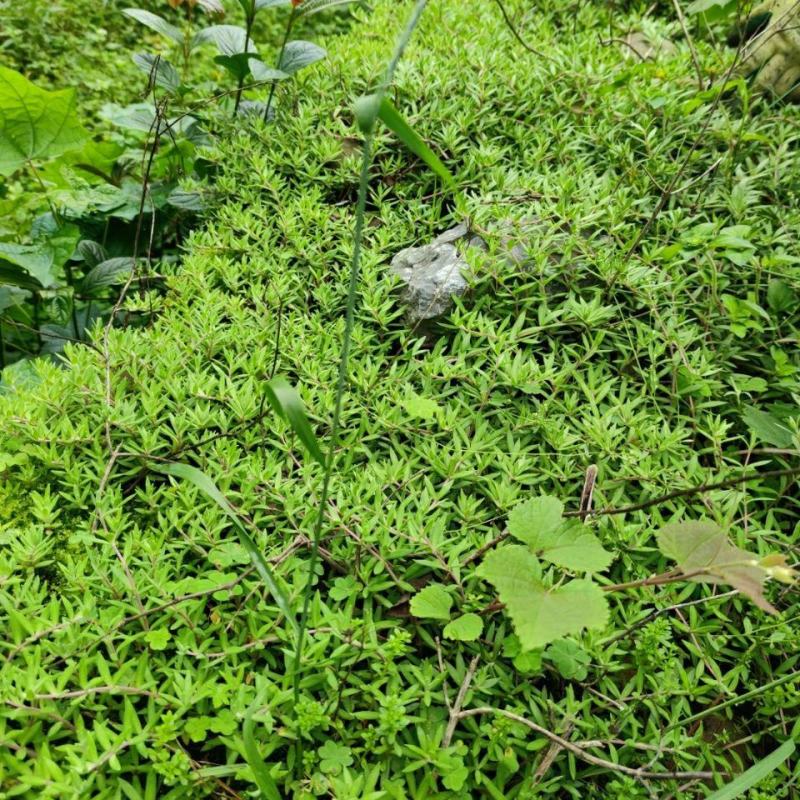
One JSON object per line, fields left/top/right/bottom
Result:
{"left": 410, "top": 583, "right": 452, "bottom": 620}
{"left": 478, "top": 545, "right": 609, "bottom": 650}
{"left": 0, "top": 67, "right": 88, "bottom": 176}
{"left": 318, "top": 741, "right": 353, "bottom": 775}
{"left": 656, "top": 521, "right": 779, "bottom": 614}
{"left": 443, "top": 613, "right": 483, "bottom": 642}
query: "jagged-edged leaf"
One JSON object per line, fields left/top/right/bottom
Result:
{"left": 248, "top": 59, "right": 290, "bottom": 82}
{"left": 122, "top": 9, "right": 184, "bottom": 44}
{"left": 478, "top": 545, "right": 609, "bottom": 650}
{"left": 536, "top": 521, "right": 613, "bottom": 573}
{"left": 0, "top": 67, "right": 88, "bottom": 176}
{"left": 132, "top": 53, "right": 181, "bottom": 94}
{"left": 508, "top": 496, "right": 564, "bottom": 547}
{"left": 278, "top": 40, "right": 327, "bottom": 74}
{"left": 0, "top": 223, "right": 80, "bottom": 288}
{"left": 78, "top": 257, "right": 137, "bottom": 295}
{"left": 156, "top": 463, "right": 297, "bottom": 632}
{"left": 355, "top": 95, "right": 456, "bottom": 188}
{"left": 194, "top": 24, "right": 256, "bottom": 55}
{"left": 443, "top": 613, "right": 483, "bottom": 642}
{"left": 298, "top": 0, "right": 359, "bottom": 16}
{"left": 262, "top": 375, "right": 325, "bottom": 466}
{"left": 656, "top": 521, "right": 778, "bottom": 614}
{"left": 410, "top": 583, "right": 452, "bottom": 620}
{"left": 706, "top": 739, "right": 795, "bottom": 800}
{"left": 741, "top": 405, "right": 794, "bottom": 448}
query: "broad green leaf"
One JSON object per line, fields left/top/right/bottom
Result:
{"left": 656, "top": 521, "right": 777, "bottom": 615}
{"left": 214, "top": 53, "right": 254, "bottom": 82}
{"left": 544, "top": 638, "right": 591, "bottom": 680}
{"left": 478, "top": 545, "right": 609, "bottom": 649}
{"left": 262, "top": 375, "right": 325, "bottom": 466}
{"left": 122, "top": 8, "right": 184, "bottom": 44}
{"left": 355, "top": 95, "right": 456, "bottom": 188}
{"left": 298, "top": 0, "right": 359, "bottom": 15}
{"left": 410, "top": 583, "right": 452, "bottom": 620}
{"left": 196, "top": 24, "right": 257, "bottom": 55}
{"left": 248, "top": 59, "right": 290, "bottom": 82}
{"left": 443, "top": 613, "right": 483, "bottom": 642}
{"left": 242, "top": 701, "right": 281, "bottom": 800}
{"left": 0, "top": 223, "right": 80, "bottom": 288}
{"left": 0, "top": 286, "right": 30, "bottom": 313}
{"left": 156, "top": 462, "right": 297, "bottom": 632}
{"left": 767, "top": 279, "right": 795, "bottom": 315}
{"left": 79, "top": 257, "right": 137, "bottom": 295}
{"left": 132, "top": 53, "right": 181, "bottom": 94}
{"left": 0, "top": 67, "right": 88, "bottom": 176}
{"left": 278, "top": 40, "right": 327, "bottom": 74}
{"left": 402, "top": 390, "right": 440, "bottom": 421}
{"left": 535, "top": 521, "right": 613, "bottom": 573}
{"left": 706, "top": 739, "right": 795, "bottom": 800}
{"left": 508, "top": 496, "right": 564, "bottom": 547}
{"left": 742, "top": 405, "right": 794, "bottom": 448}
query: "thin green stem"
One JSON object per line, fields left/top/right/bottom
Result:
{"left": 291, "top": 0, "right": 431, "bottom": 702}
{"left": 234, "top": 6, "right": 256, "bottom": 115}
{"left": 264, "top": 8, "right": 297, "bottom": 122}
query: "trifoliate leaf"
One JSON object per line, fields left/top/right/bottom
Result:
{"left": 443, "top": 613, "right": 483, "bottom": 642}
{"left": 656, "top": 521, "right": 778, "bottom": 614}
{"left": 477, "top": 545, "right": 609, "bottom": 649}
{"left": 410, "top": 583, "right": 452, "bottom": 620}
{"left": 145, "top": 628, "right": 170, "bottom": 650}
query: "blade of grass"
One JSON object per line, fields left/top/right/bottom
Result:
{"left": 242, "top": 701, "right": 281, "bottom": 800}
{"left": 292, "top": 0, "right": 431, "bottom": 702}
{"left": 355, "top": 94, "right": 456, "bottom": 188}
{"left": 156, "top": 462, "right": 297, "bottom": 633}
{"left": 263, "top": 375, "right": 325, "bottom": 466}
{"left": 706, "top": 739, "right": 795, "bottom": 800}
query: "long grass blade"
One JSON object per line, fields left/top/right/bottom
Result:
{"left": 156, "top": 462, "right": 297, "bottom": 632}
{"left": 706, "top": 739, "right": 795, "bottom": 800}
{"left": 263, "top": 375, "right": 325, "bottom": 466}
{"left": 242, "top": 702, "right": 281, "bottom": 800}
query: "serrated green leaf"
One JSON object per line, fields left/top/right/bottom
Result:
{"left": 536, "top": 521, "right": 613, "bottom": 573}
{"left": 155, "top": 462, "right": 297, "bottom": 632}
{"left": 410, "top": 583, "right": 452, "bottom": 620}
{"left": 443, "top": 613, "right": 483, "bottom": 641}
{"left": 0, "top": 67, "right": 88, "bottom": 176}
{"left": 656, "top": 521, "right": 777, "bottom": 614}
{"left": 478, "top": 545, "right": 609, "bottom": 649}
{"left": 508, "top": 496, "right": 564, "bottom": 547}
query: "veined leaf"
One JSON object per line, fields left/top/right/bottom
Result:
{"left": 656, "top": 521, "right": 778, "bottom": 614}
{"left": 741, "top": 405, "right": 794, "bottom": 448}
{"left": 706, "top": 739, "right": 795, "bottom": 800}
{"left": 355, "top": 95, "right": 456, "bottom": 188}
{"left": 79, "top": 257, "right": 137, "bottom": 295}
{"left": 132, "top": 53, "right": 181, "bottom": 94}
{"left": 0, "top": 67, "right": 88, "bottom": 176}
{"left": 508, "top": 496, "right": 564, "bottom": 547}
{"left": 298, "top": 0, "right": 360, "bottom": 16}
{"left": 249, "top": 59, "right": 290, "bottom": 82}
{"left": 195, "top": 25, "right": 257, "bottom": 55}
{"left": 122, "top": 9, "right": 184, "bottom": 44}
{"left": 478, "top": 545, "right": 609, "bottom": 649}
{"left": 278, "top": 40, "right": 327, "bottom": 74}
{"left": 443, "top": 613, "right": 483, "bottom": 641}
{"left": 410, "top": 583, "right": 452, "bottom": 620}
{"left": 262, "top": 375, "right": 325, "bottom": 466}
{"left": 156, "top": 462, "right": 297, "bottom": 632}
{"left": 0, "top": 223, "right": 80, "bottom": 288}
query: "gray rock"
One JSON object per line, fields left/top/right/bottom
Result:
{"left": 390, "top": 225, "right": 471, "bottom": 325}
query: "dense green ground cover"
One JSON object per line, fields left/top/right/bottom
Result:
{"left": 1, "top": 1, "right": 800, "bottom": 797}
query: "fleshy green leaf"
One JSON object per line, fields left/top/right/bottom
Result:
{"left": 410, "top": 583, "right": 452, "bottom": 620}
{"left": 122, "top": 9, "right": 184, "bottom": 44}
{"left": 278, "top": 40, "right": 327, "bottom": 74}
{"left": 706, "top": 739, "right": 795, "bottom": 800}
{"left": 741, "top": 405, "right": 794, "bottom": 448}
{"left": 262, "top": 375, "right": 325, "bottom": 466}
{"left": 443, "top": 613, "right": 483, "bottom": 642}
{"left": 508, "top": 496, "right": 564, "bottom": 547}
{"left": 656, "top": 521, "right": 778, "bottom": 614}
{"left": 477, "top": 545, "right": 609, "bottom": 649}
{"left": 155, "top": 462, "right": 297, "bottom": 632}
{"left": 0, "top": 67, "right": 88, "bottom": 176}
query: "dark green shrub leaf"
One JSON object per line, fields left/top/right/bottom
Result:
{"left": 741, "top": 405, "right": 794, "bottom": 448}
{"left": 122, "top": 8, "right": 184, "bottom": 45}
{"left": 278, "top": 40, "right": 327, "bottom": 74}
{"left": 0, "top": 67, "right": 88, "bottom": 176}
{"left": 248, "top": 58, "right": 290, "bottom": 82}
{"left": 133, "top": 53, "right": 181, "bottom": 94}
{"left": 262, "top": 375, "right": 325, "bottom": 466}
{"left": 79, "top": 257, "right": 136, "bottom": 295}
{"left": 478, "top": 545, "right": 609, "bottom": 649}
{"left": 195, "top": 25, "right": 256, "bottom": 55}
